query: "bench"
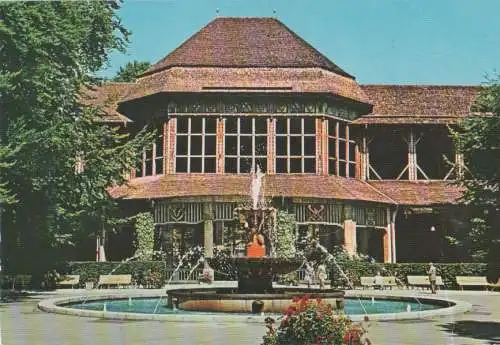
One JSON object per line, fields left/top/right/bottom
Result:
{"left": 407, "top": 275, "right": 444, "bottom": 289}
{"left": 57, "top": 275, "right": 80, "bottom": 289}
{"left": 360, "top": 276, "right": 375, "bottom": 289}
{"left": 97, "top": 274, "right": 132, "bottom": 288}
{"left": 360, "top": 276, "right": 398, "bottom": 289}
{"left": 456, "top": 276, "right": 489, "bottom": 290}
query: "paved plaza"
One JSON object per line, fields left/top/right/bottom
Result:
{"left": 1, "top": 287, "right": 499, "bottom": 345}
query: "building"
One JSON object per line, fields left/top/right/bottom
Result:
{"left": 92, "top": 17, "right": 480, "bottom": 265}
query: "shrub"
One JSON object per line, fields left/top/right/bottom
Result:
{"left": 261, "top": 296, "right": 365, "bottom": 345}
{"left": 66, "top": 261, "right": 166, "bottom": 288}
{"left": 328, "top": 261, "right": 494, "bottom": 289}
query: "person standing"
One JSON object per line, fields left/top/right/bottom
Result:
{"left": 428, "top": 262, "right": 437, "bottom": 294}
{"left": 304, "top": 262, "right": 314, "bottom": 288}
{"left": 317, "top": 263, "right": 327, "bottom": 289}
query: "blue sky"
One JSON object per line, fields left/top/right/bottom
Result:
{"left": 101, "top": 0, "right": 500, "bottom": 85}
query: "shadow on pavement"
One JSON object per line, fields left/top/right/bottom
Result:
{"left": 439, "top": 320, "right": 500, "bottom": 343}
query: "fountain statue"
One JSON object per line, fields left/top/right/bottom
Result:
{"left": 166, "top": 165, "right": 345, "bottom": 313}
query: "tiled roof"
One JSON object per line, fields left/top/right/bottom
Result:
{"left": 80, "top": 83, "right": 132, "bottom": 123}
{"left": 145, "top": 17, "right": 353, "bottom": 78}
{"left": 108, "top": 174, "right": 395, "bottom": 204}
{"left": 120, "top": 67, "right": 371, "bottom": 104}
{"left": 354, "top": 85, "right": 480, "bottom": 125}
{"left": 368, "top": 181, "right": 464, "bottom": 206}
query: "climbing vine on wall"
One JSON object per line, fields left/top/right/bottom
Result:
{"left": 276, "top": 210, "right": 297, "bottom": 258}
{"left": 134, "top": 212, "right": 155, "bottom": 260}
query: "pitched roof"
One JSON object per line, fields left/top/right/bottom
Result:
{"left": 80, "top": 83, "right": 132, "bottom": 123}
{"left": 120, "top": 67, "right": 371, "bottom": 104}
{"left": 354, "top": 85, "right": 480, "bottom": 125}
{"left": 145, "top": 17, "right": 353, "bottom": 78}
{"left": 108, "top": 174, "right": 394, "bottom": 204}
{"left": 368, "top": 181, "right": 464, "bottom": 205}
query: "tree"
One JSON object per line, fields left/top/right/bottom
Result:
{"left": 0, "top": 2, "right": 153, "bottom": 280}
{"left": 451, "top": 77, "right": 500, "bottom": 279}
{"left": 112, "top": 60, "right": 151, "bottom": 82}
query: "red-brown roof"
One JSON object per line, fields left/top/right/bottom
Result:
{"left": 120, "top": 67, "right": 371, "bottom": 104}
{"left": 81, "top": 83, "right": 132, "bottom": 123}
{"left": 145, "top": 17, "right": 353, "bottom": 78}
{"left": 108, "top": 174, "right": 395, "bottom": 204}
{"left": 354, "top": 85, "right": 480, "bottom": 125}
{"left": 368, "top": 181, "right": 464, "bottom": 206}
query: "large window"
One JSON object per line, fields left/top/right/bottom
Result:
{"left": 224, "top": 117, "right": 267, "bottom": 173}
{"left": 136, "top": 123, "right": 164, "bottom": 177}
{"left": 328, "top": 120, "right": 356, "bottom": 177}
{"left": 175, "top": 117, "right": 217, "bottom": 173}
{"left": 275, "top": 118, "right": 316, "bottom": 173}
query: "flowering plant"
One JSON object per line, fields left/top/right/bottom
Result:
{"left": 261, "top": 296, "right": 366, "bottom": 345}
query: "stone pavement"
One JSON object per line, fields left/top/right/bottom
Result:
{"left": 1, "top": 287, "right": 499, "bottom": 345}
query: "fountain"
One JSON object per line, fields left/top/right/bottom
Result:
{"left": 166, "top": 165, "right": 345, "bottom": 313}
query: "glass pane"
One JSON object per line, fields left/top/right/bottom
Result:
{"left": 290, "top": 136, "right": 302, "bottom": 155}
{"left": 240, "top": 117, "right": 253, "bottom": 134}
{"left": 276, "top": 158, "right": 287, "bottom": 173}
{"left": 135, "top": 160, "right": 143, "bottom": 177}
{"left": 290, "top": 118, "right": 302, "bottom": 134}
{"left": 276, "top": 118, "right": 287, "bottom": 134}
{"left": 349, "top": 163, "right": 356, "bottom": 178}
{"left": 240, "top": 136, "right": 252, "bottom": 155}
{"left": 328, "top": 138, "right": 336, "bottom": 158}
{"left": 339, "top": 161, "right": 346, "bottom": 177}
{"left": 290, "top": 158, "right": 302, "bottom": 173}
{"left": 155, "top": 159, "right": 163, "bottom": 174}
{"left": 256, "top": 158, "right": 267, "bottom": 173}
{"left": 176, "top": 157, "right": 187, "bottom": 173}
{"left": 304, "top": 118, "right": 315, "bottom": 134}
{"left": 349, "top": 142, "right": 356, "bottom": 161}
{"left": 328, "top": 120, "right": 336, "bottom": 137}
{"left": 255, "top": 136, "right": 267, "bottom": 155}
{"left": 191, "top": 135, "right": 202, "bottom": 155}
{"left": 304, "top": 158, "right": 315, "bottom": 173}
{"left": 225, "top": 136, "right": 237, "bottom": 155}
{"left": 205, "top": 135, "right": 216, "bottom": 155}
{"left": 205, "top": 118, "right": 217, "bottom": 134}
{"left": 156, "top": 137, "right": 164, "bottom": 157}
{"left": 339, "top": 139, "right": 346, "bottom": 160}
{"left": 145, "top": 149, "right": 153, "bottom": 161}
{"left": 204, "top": 158, "right": 216, "bottom": 173}
{"left": 240, "top": 157, "right": 252, "bottom": 173}
{"left": 304, "top": 137, "right": 315, "bottom": 156}
{"left": 328, "top": 159, "right": 336, "bottom": 175}
{"left": 145, "top": 160, "right": 153, "bottom": 176}
{"left": 177, "top": 118, "right": 189, "bottom": 133}
{"left": 176, "top": 136, "right": 188, "bottom": 155}
{"left": 255, "top": 118, "right": 267, "bottom": 134}
{"left": 338, "top": 122, "right": 346, "bottom": 139}
{"left": 190, "top": 157, "right": 202, "bottom": 173}
{"left": 276, "top": 136, "right": 287, "bottom": 156}
{"left": 225, "top": 158, "right": 237, "bottom": 173}
{"left": 191, "top": 118, "right": 203, "bottom": 133}
{"left": 225, "top": 118, "right": 238, "bottom": 133}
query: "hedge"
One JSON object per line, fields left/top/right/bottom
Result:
{"left": 66, "top": 261, "right": 166, "bottom": 288}
{"left": 329, "top": 262, "right": 495, "bottom": 289}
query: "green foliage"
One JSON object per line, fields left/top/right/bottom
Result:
{"left": 133, "top": 212, "right": 155, "bottom": 260}
{"left": 328, "top": 262, "right": 492, "bottom": 289}
{"left": 262, "top": 296, "right": 360, "bottom": 345}
{"left": 0, "top": 144, "right": 21, "bottom": 204}
{"left": 0, "top": 2, "right": 154, "bottom": 278}
{"left": 451, "top": 76, "right": 500, "bottom": 278}
{"left": 66, "top": 261, "right": 165, "bottom": 288}
{"left": 275, "top": 210, "right": 297, "bottom": 258}
{"left": 112, "top": 60, "right": 151, "bottom": 82}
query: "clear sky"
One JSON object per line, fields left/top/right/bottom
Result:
{"left": 101, "top": 0, "right": 500, "bottom": 85}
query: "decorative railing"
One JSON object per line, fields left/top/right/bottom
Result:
{"left": 165, "top": 268, "right": 204, "bottom": 282}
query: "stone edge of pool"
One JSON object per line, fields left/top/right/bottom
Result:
{"left": 37, "top": 290, "right": 472, "bottom": 323}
